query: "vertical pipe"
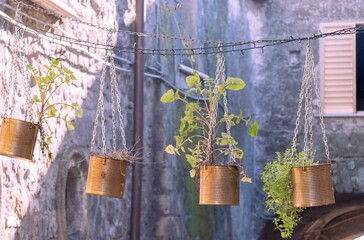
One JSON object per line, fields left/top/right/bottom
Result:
{"left": 130, "top": 0, "right": 144, "bottom": 239}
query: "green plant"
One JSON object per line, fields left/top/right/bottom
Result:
{"left": 28, "top": 59, "right": 83, "bottom": 160}
{"left": 161, "top": 72, "right": 258, "bottom": 181}
{"left": 261, "top": 148, "right": 316, "bottom": 238}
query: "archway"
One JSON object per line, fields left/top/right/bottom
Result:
{"left": 65, "top": 166, "right": 85, "bottom": 239}
{"left": 260, "top": 196, "right": 364, "bottom": 240}
{"left": 55, "top": 148, "right": 88, "bottom": 240}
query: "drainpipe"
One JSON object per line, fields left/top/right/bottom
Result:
{"left": 130, "top": 0, "right": 144, "bottom": 239}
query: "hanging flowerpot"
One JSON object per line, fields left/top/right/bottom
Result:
{"left": 161, "top": 49, "right": 259, "bottom": 206}
{"left": 292, "top": 163, "right": 335, "bottom": 208}
{"left": 85, "top": 155, "right": 129, "bottom": 198}
{"left": 85, "top": 47, "right": 135, "bottom": 199}
{"left": 0, "top": 118, "right": 38, "bottom": 160}
{"left": 199, "top": 165, "right": 240, "bottom": 205}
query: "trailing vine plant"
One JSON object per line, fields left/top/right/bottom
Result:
{"left": 261, "top": 147, "right": 316, "bottom": 238}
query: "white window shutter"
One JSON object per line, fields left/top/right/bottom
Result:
{"left": 320, "top": 22, "right": 356, "bottom": 114}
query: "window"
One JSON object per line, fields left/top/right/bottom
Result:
{"left": 320, "top": 22, "right": 364, "bottom": 114}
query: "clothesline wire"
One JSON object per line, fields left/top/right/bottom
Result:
{"left": 3, "top": 0, "right": 364, "bottom": 56}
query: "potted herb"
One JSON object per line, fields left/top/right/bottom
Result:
{"left": 161, "top": 67, "right": 258, "bottom": 205}
{"left": 261, "top": 41, "right": 335, "bottom": 238}
{"left": 261, "top": 147, "right": 314, "bottom": 238}
{"left": 85, "top": 53, "right": 135, "bottom": 199}
{"left": 27, "top": 58, "right": 83, "bottom": 160}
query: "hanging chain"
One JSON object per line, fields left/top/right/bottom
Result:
{"left": 110, "top": 53, "right": 117, "bottom": 153}
{"left": 2, "top": 3, "right": 34, "bottom": 122}
{"left": 90, "top": 52, "right": 108, "bottom": 155}
{"left": 206, "top": 46, "right": 236, "bottom": 165}
{"left": 18, "top": 19, "right": 34, "bottom": 123}
{"left": 218, "top": 50, "right": 236, "bottom": 164}
{"left": 4, "top": 3, "right": 23, "bottom": 118}
{"left": 292, "top": 40, "right": 331, "bottom": 163}
{"left": 90, "top": 31, "right": 128, "bottom": 155}
{"left": 310, "top": 45, "right": 331, "bottom": 163}
{"left": 110, "top": 54, "right": 127, "bottom": 150}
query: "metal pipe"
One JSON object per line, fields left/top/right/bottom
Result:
{"left": 130, "top": 0, "right": 144, "bottom": 239}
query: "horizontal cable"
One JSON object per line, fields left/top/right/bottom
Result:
{"left": 6, "top": 0, "right": 364, "bottom": 54}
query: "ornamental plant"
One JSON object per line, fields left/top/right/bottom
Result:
{"left": 261, "top": 147, "right": 316, "bottom": 238}
{"left": 28, "top": 59, "right": 83, "bottom": 160}
{"left": 160, "top": 72, "right": 258, "bottom": 181}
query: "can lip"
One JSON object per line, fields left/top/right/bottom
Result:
{"left": 89, "top": 154, "right": 130, "bottom": 164}
{"left": 200, "top": 164, "right": 240, "bottom": 169}
{"left": 291, "top": 162, "right": 332, "bottom": 170}
{"left": 2, "top": 118, "right": 39, "bottom": 127}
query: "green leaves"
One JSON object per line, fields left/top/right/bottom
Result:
{"left": 160, "top": 73, "right": 259, "bottom": 180}
{"left": 28, "top": 59, "right": 82, "bottom": 161}
{"left": 261, "top": 149, "right": 316, "bottom": 238}
{"left": 160, "top": 89, "right": 175, "bottom": 103}
{"left": 165, "top": 144, "right": 176, "bottom": 154}
{"left": 75, "top": 108, "right": 83, "bottom": 118}
{"left": 225, "top": 77, "right": 246, "bottom": 90}
{"left": 186, "top": 72, "right": 200, "bottom": 87}
{"left": 249, "top": 122, "right": 259, "bottom": 137}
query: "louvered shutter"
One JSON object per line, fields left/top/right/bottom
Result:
{"left": 320, "top": 22, "right": 356, "bottom": 114}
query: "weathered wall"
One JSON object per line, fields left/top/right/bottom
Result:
{"left": 0, "top": 0, "right": 134, "bottom": 239}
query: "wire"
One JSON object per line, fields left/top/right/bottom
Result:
{"left": 4, "top": 0, "right": 364, "bottom": 56}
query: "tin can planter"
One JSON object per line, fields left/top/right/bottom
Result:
{"left": 199, "top": 165, "right": 240, "bottom": 205}
{"left": 292, "top": 163, "right": 335, "bottom": 208}
{"left": 86, "top": 155, "right": 129, "bottom": 199}
{"left": 0, "top": 118, "right": 39, "bottom": 161}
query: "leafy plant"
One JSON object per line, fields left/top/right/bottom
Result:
{"left": 161, "top": 72, "right": 258, "bottom": 180}
{"left": 28, "top": 59, "right": 83, "bottom": 160}
{"left": 261, "top": 148, "right": 316, "bottom": 238}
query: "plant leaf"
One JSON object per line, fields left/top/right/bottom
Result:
{"left": 189, "top": 169, "right": 196, "bottom": 178}
{"left": 186, "top": 154, "right": 198, "bottom": 168}
{"left": 249, "top": 122, "right": 259, "bottom": 137}
{"left": 241, "top": 176, "right": 252, "bottom": 183}
{"left": 31, "top": 95, "right": 41, "bottom": 104}
{"left": 165, "top": 144, "right": 175, "bottom": 154}
{"left": 160, "top": 89, "right": 175, "bottom": 103}
{"left": 66, "top": 121, "right": 75, "bottom": 130}
{"left": 75, "top": 108, "right": 83, "bottom": 118}
{"left": 186, "top": 73, "right": 200, "bottom": 87}
{"left": 225, "top": 77, "right": 246, "bottom": 91}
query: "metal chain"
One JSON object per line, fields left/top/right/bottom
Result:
{"left": 292, "top": 58, "right": 307, "bottom": 155}
{"left": 206, "top": 48, "right": 222, "bottom": 163}
{"left": 218, "top": 51, "right": 236, "bottom": 164}
{"left": 110, "top": 53, "right": 117, "bottom": 153}
{"left": 90, "top": 53, "right": 108, "bottom": 154}
{"left": 18, "top": 21, "right": 34, "bottom": 123}
{"left": 110, "top": 54, "right": 127, "bottom": 150}
{"left": 310, "top": 46, "right": 331, "bottom": 163}
{"left": 2, "top": 3, "right": 34, "bottom": 122}
{"left": 4, "top": 3, "right": 23, "bottom": 118}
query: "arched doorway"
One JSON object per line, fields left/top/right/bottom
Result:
{"left": 260, "top": 196, "right": 364, "bottom": 240}
{"left": 65, "top": 166, "right": 85, "bottom": 239}
{"left": 55, "top": 149, "right": 88, "bottom": 240}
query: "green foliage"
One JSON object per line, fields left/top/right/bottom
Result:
{"left": 28, "top": 59, "right": 83, "bottom": 160}
{"left": 160, "top": 72, "right": 259, "bottom": 180}
{"left": 261, "top": 148, "right": 316, "bottom": 238}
